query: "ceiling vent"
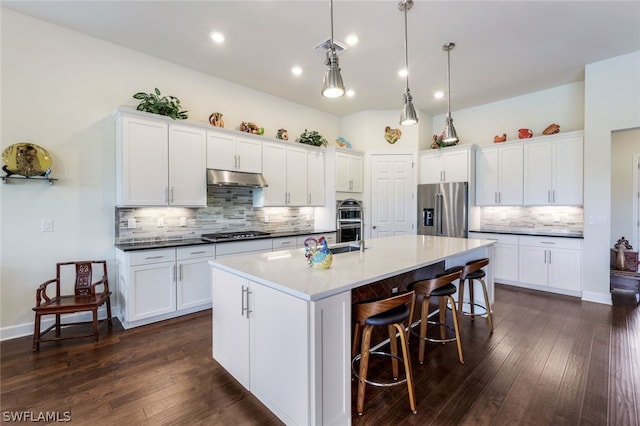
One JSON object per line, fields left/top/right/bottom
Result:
{"left": 314, "top": 38, "right": 346, "bottom": 55}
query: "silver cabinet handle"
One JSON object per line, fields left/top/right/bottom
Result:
{"left": 173, "top": 265, "right": 176, "bottom": 281}
{"left": 548, "top": 189, "right": 551, "bottom": 203}
{"left": 241, "top": 285, "right": 247, "bottom": 317}
{"left": 548, "top": 250, "right": 551, "bottom": 264}
{"left": 544, "top": 250, "right": 547, "bottom": 263}
{"left": 246, "top": 288, "right": 252, "bottom": 318}
{"left": 237, "top": 155, "right": 241, "bottom": 169}
{"left": 552, "top": 189, "right": 555, "bottom": 203}
{"left": 170, "top": 187, "right": 174, "bottom": 203}
{"left": 165, "top": 187, "right": 169, "bottom": 203}
{"left": 179, "top": 264, "right": 183, "bottom": 281}
{"left": 145, "top": 255, "right": 165, "bottom": 260}
{"left": 498, "top": 192, "right": 501, "bottom": 204}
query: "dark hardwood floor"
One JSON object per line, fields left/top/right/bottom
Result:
{"left": 1, "top": 285, "right": 638, "bottom": 425}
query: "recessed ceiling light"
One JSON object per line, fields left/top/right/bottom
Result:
{"left": 291, "top": 66, "right": 303, "bottom": 76}
{"left": 398, "top": 69, "right": 408, "bottom": 78}
{"left": 210, "top": 32, "right": 225, "bottom": 43}
{"left": 346, "top": 89, "right": 355, "bottom": 97}
{"left": 434, "top": 91, "right": 444, "bottom": 99}
{"left": 345, "top": 34, "right": 359, "bottom": 46}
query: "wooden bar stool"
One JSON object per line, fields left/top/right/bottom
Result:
{"left": 351, "top": 291, "right": 417, "bottom": 415}
{"left": 457, "top": 258, "right": 494, "bottom": 332}
{"left": 408, "top": 270, "right": 464, "bottom": 364}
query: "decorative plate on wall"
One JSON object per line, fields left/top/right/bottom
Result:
{"left": 2, "top": 142, "right": 52, "bottom": 177}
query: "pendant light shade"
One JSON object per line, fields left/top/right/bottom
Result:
{"left": 399, "top": 0, "right": 417, "bottom": 125}
{"left": 321, "top": 0, "right": 345, "bottom": 98}
{"left": 442, "top": 42, "right": 459, "bottom": 143}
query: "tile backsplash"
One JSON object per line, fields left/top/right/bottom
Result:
{"left": 479, "top": 206, "right": 583, "bottom": 232}
{"left": 115, "top": 187, "right": 316, "bottom": 243}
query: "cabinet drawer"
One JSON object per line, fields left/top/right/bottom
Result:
{"left": 272, "top": 237, "right": 297, "bottom": 250}
{"left": 176, "top": 244, "right": 216, "bottom": 260}
{"left": 215, "top": 239, "right": 273, "bottom": 257}
{"left": 125, "top": 248, "right": 176, "bottom": 266}
{"left": 518, "top": 235, "right": 582, "bottom": 250}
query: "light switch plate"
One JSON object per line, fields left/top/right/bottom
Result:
{"left": 127, "top": 218, "right": 136, "bottom": 229}
{"left": 41, "top": 219, "right": 53, "bottom": 232}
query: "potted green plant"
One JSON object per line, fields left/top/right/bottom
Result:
{"left": 296, "top": 129, "right": 328, "bottom": 147}
{"left": 132, "top": 88, "right": 189, "bottom": 120}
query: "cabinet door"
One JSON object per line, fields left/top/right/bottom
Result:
{"left": 442, "top": 150, "right": 469, "bottom": 183}
{"left": 286, "top": 146, "right": 308, "bottom": 206}
{"left": 236, "top": 137, "right": 263, "bottom": 173}
{"left": 177, "top": 257, "right": 213, "bottom": 310}
{"left": 307, "top": 150, "right": 325, "bottom": 206}
{"left": 119, "top": 116, "right": 169, "bottom": 205}
{"left": 498, "top": 144, "right": 524, "bottom": 205}
{"left": 419, "top": 153, "right": 442, "bottom": 184}
{"left": 335, "top": 153, "right": 351, "bottom": 191}
{"left": 494, "top": 243, "right": 519, "bottom": 282}
{"left": 349, "top": 155, "right": 364, "bottom": 192}
{"left": 212, "top": 268, "right": 250, "bottom": 389}
{"left": 261, "top": 142, "right": 287, "bottom": 206}
{"left": 548, "top": 248, "right": 582, "bottom": 290}
{"left": 127, "top": 262, "right": 176, "bottom": 321}
{"left": 518, "top": 245, "right": 548, "bottom": 286}
{"left": 475, "top": 147, "right": 499, "bottom": 205}
{"left": 552, "top": 137, "right": 583, "bottom": 205}
{"left": 206, "top": 131, "right": 237, "bottom": 171}
{"left": 524, "top": 141, "right": 553, "bottom": 205}
{"left": 251, "top": 281, "right": 310, "bottom": 425}
{"left": 169, "top": 125, "right": 207, "bottom": 206}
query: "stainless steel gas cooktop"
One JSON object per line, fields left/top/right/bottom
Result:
{"left": 201, "top": 231, "right": 271, "bottom": 243}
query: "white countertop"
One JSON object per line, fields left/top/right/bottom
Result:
{"left": 209, "top": 234, "right": 495, "bottom": 301}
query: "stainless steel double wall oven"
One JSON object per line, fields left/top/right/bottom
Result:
{"left": 336, "top": 199, "right": 363, "bottom": 243}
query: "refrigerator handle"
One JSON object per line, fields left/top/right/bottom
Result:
{"left": 436, "top": 193, "right": 443, "bottom": 236}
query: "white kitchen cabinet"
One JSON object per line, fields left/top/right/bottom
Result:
{"left": 215, "top": 239, "right": 273, "bottom": 258}
{"left": 212, "top": 269, "right": 310, "bottom": 425}
{"left": 335, "top": 150, "right": 364, "bottom": 192}
{"left": 518, "top": 235, "right": 582, "bottom": 292}
{"left": 116, "top": 245, "right": 214, "bottom": 328}
{"left": 272, "top": 237, "right": 297, "bottom": 251}
{"left": 115, "top": 110, "right": 206, "bottom": 207}
{"left": 258, "top": 141, "right": 324, "bottom": 207}
{"left": 419, "top": 145, "right": 473, "bottom": 184}
{"left": 176, "top": 246, "right": 216, "bottom": 310}
{"left": 469, "top": 232, "right": 519, "bottom": 282}
{"left": 523, "top": 131, "right": 583, "bottom": 205}
{"left": 206, "top": 129, "right": 262, "bottom": 173}
{"left": 475, "top": 143, "right": 523, "bottom": 205}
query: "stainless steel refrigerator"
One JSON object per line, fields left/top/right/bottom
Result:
{"left": 417, "top": 182, "right": 468, "bottom": 237}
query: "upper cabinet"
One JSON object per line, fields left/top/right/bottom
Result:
{"left": 523, "top": 131, "right": 583, "bottom": 205}
{"left": 206, "top": 129, "right": 262, "bottom": 173}
{"left": 115, "top": 110, "right": 206, "bottom": 207}
{"left": 419, "top": 145, "right": 474, "bottom": 184}
{"left": 475, "top": 144, "right": 523, "bottom": 206}
{"left": 335, "top": 150, "right": 363, "bottom": 192}
{"left": 256, "top": 141, "right": 325, "bottom": 207}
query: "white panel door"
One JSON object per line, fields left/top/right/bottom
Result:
{"left": 177, "top": 257, "right": 213, "bottom": 310}
{"left": 206, "top": 131, "right": 237, "bottom": 171}
{"left": 442, "top": 150, "right": 469, "bottom": 183}
{"left": 370, "top": 154, "right": 414, "bottom": 238}
{"left": 261, "top": 142, "right": 287, "bottom": 206}
{"left": 236, "top": 137, "right": 263, "bottom": 173}
{"left": 128, "top": 262, "right": 176, "bottom": 321}
{"left": 286, "top": 146, "right": 308, "bottom": 206}
{"left": 498, "top": 144, "right": 524, "bottom": 205}
{"left": 307, "top": 150, "right": 325, "bottom": 206}
{"left": 475, "top": 147, "right": 499, "bottom": 205}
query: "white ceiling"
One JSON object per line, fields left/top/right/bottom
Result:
{"left": 3, "top": 1, "right": 640, "bottom": 117}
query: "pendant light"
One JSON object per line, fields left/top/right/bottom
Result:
{"left": 322, "top": 0, "right": 345, "bottom": 98}
{"left": 399, "top": 0, "right": 418, "bottom": 125}
{"left": 442, "top": 42, "right": 459, "bottom": 143}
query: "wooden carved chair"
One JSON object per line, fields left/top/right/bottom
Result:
{"left": 32, "top": 260, "right": 112, "bottom": 351}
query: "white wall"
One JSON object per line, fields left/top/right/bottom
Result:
{"left": 583, "top": 51, "right": 640, "bottom": 302}
{"left": 0, "top": 9, "right": 339, "bottom": 338}
{"left": 611, "top": 129, "right": 640, "bottom": 249}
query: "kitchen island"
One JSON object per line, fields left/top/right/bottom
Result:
{"left": 209, "top": 234, "right": 495, "bottom": 425}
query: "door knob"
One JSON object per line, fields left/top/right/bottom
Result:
{"left": 372, "top": 225, "right": 377, "bottom": 229}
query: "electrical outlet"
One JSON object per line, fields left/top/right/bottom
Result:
{"left": 127, "top": 218, "right": 136, "bottom": 229}
{"left": 264, "top": 215, "right": 269, "bottom": 223}
{"left": 157, "top": 217, "right": 165, "bottom": 227}
{"left": 179, "top": 217, "right": 187, "bottom": 227}
{"left": 391, "top": 287, "right": 399, "bottom": 294}
{"left": 41, "top": 219, "right": 53, "bottom": 232}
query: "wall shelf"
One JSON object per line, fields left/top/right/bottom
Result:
{"left": 1, "top": 175, "right": 57, "bottom": 185}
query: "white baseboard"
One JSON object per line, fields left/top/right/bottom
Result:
{"left": 581, "top": 290, "right": 613, "bottom": 305}
{"left": 0, "top": 307, "right": 112, "bottom": 342}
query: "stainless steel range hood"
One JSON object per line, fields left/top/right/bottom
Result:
{"left": 207, "top": 169, "right": 268, "bottom": 188}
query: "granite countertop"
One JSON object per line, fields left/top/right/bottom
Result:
{"left": 209, "top": 234, "right": 496, "bottom": 301}
{"left": 469, "top": 227, "right": 583, "bottom": 239}
{"left": 114, "top": 229, "right": 337, "bottom": 251}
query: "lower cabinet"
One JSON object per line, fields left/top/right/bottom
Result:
{"left": 518, "top": 235, "right": 582, "bottom": 292}
{"left": 469, "top": 232, "right": 583, "bottom": 295}
{"left": 116, "top": 245, "right": 215, "bottom": 328}
{"left": 212, "top": 268, "right": 311, "bottom": 425}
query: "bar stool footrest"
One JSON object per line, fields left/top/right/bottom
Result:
{"left": 409, "top": 320, "right": 458, "bottom": 343}
{"left": 352, "top": 351, "right": 408, "bottom": 387}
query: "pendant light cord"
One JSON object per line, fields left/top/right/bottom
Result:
{"left": 330, "top": 0, "right": 336, "bottom": 54}
{"left": 403, "top": 1, "right": 410, "bottom": 92}
{"left": 447, "top": 46, "right": 451, "bottom": 117}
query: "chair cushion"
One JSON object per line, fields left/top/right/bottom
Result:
{"left": 365, "top": 304, "right": 410, "bottom": 326}
{"left": 466, "top": 269, "right": 486, "bottom": 280}
{"left": 437, "top": 265, "right": 463, "bottom": 278}
{"left": 430, "top": 283, "right": 457, "bottom": 297}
